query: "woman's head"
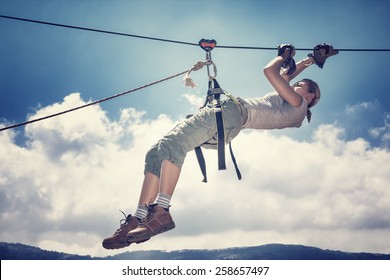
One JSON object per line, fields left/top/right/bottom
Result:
{"left": 292, "top": 78, "right": 321, "bottom": 108}
{"left": 292, "top": 78, "right": 321, "bottom": 123}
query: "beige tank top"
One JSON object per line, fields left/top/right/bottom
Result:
{"left": 237, "top": 92, "right": 307, "bottom": 129}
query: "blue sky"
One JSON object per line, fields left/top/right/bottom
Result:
{"left": 1, "top": 0, "right": 389, "bottom": 144}
{"left": 1, "top": 0, "right": 390, "bottom": 257}
{"left": 0, "top": 1, "right": 390, "bottom": 141}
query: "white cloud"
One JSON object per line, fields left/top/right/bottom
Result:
{"left": 180, "top": 92, "right": 204, "bottom": 111}
{"left": 336, "top": 101, "right": 390, "bottom": 149}
{"left": 1, "top": 93, "right": 390, "bottom": 257}
{"left": 345, "top": 102, "right": 373, "bottom": 115}
{"left": 369, "top": 113, "right": 390, "bottom": 148}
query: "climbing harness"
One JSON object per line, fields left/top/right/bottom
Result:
{"left": 185, "top": 39, "right": 242, "bottom": 182}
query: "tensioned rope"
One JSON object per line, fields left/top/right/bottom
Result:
{"left": 1, "top": 15, "right": 390, "bottom": 52}
{"left": 0, "top": 70, "right": 188, "bottom": 132}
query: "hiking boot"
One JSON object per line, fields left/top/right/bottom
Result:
{"left": 102, "top": 211, "right": 140, "bottom": 250}
{"left": 126, "top": 204, "right": 175, "bottom": 243}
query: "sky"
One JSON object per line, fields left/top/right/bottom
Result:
{"left": 0, "top": 0, "right": 390, "bottom": 258}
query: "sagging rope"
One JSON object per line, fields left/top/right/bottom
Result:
{"left": 0, "top": 59, "right": 223, "bottom": 132}
{"left": 0, "top": 70, "right": 189, "bottom": 132}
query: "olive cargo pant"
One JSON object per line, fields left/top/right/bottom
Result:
{"left": 144, "top": 100, "right": 245, "bottom": 177}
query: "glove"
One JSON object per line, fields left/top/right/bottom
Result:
{"left": 277, "top": 44, "right": 296, "bottom": 75}
{"left": 308, "top": 43, "right": 339, "bottom": 68}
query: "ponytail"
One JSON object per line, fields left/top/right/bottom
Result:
{"left": 306, "top": 109, "right": 312, "bottom": 123}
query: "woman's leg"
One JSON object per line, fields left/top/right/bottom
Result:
{"left": 126, "top": 161, "right": 178, "bottom": 244}
{"left": 138, "top": 172, "right": 159, "bottom": 205}
{"left": 104, "top": 101, "right": 244, "bottom": 248}
{"left": 102, "top": 173, "right": 159, "bottom": 250}
{"left": 159, "top": 159, "right": 180, "bottom": 198}
{"left": 135, "top": 159, "right": 180, "bottom": 216}
{"left": 136, "top": 158, "right": 180, "bottom": 217}
{"left": 137, "top": 159, "right": 180, "bottom": 206}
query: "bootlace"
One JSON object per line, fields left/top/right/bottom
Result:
{"left": 114, "top": 209, "right": 132, "bottom": 234}
{"left": 139, "top": 203, "right": 158, "bottom": 225}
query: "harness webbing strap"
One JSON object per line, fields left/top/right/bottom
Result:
{"left": 193, "top": 77, "right": 242, "bottom": 182}
{"left": 214, "top": 107, "right": 226, "bottom": 170}
{"left": 229, "top": 142, "right": 242, "bottom": 180}
{"left": 194, "top": 146, "right": 207, "bottom": 183}
{"left": 194, "top": 141, "right": 242, "bottom": 183}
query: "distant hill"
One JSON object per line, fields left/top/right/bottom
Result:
{"left": 1, "top": 242, "right": 390, "bottom": 260}
{"left": 0, "top": 242, "right": 93, "bottom": 260}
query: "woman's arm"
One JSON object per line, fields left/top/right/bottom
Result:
{"left": 281, "top": 43, "right": 338, "bottom": 82}
{"left": 263, "top": 52, "right": 303, "bottom": 108}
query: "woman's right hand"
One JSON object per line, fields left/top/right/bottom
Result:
{"left": 308, "top": 43, "right": 339, "bottom": 68}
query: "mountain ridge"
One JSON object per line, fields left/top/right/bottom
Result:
{"left": 1, "top": 242, "right": 389, "bottom": 260}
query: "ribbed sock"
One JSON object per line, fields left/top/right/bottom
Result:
{"left": 133, "top": 204, "right": 148, "bottom": 221}
{"left": 154, "top": 193, "right": 171, "bottom": 209}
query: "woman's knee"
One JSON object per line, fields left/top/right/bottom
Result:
{"left": 144, "top": 144, "right": 161, "bottom": 177}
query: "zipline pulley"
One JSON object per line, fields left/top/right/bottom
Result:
{"left": 199, "top": 39, "right": 217, "bottom": 78}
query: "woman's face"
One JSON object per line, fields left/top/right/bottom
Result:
{"left": 293, "top": 81, "right": 316, "bottom": 105}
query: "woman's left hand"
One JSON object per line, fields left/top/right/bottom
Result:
{"left": 277, "top": 44, "right": 296, "bottom": 61}
{"left": 277, "top": 44, "right": 297, "bottom": 75}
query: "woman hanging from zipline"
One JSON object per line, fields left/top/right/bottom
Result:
{"left": 102, "top": 43, "right": 338, "bottom": 250}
